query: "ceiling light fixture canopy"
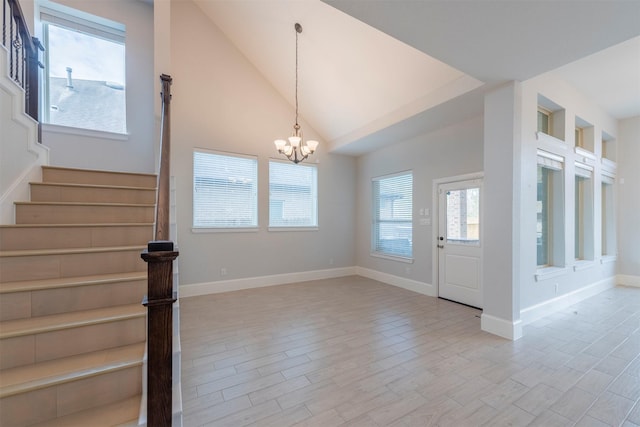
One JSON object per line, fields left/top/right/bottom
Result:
{"left": 274, "top": 23, "right": 318, "bottom": 164}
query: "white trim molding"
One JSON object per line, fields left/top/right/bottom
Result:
{"left": 356, "top": 267, "right": 435, "bottom": 297}
{"left": 481, "top": 313, "right": 522, "bottom": 341}
{"left": 180, "top": 267, "right": 356, "bottom": 298}
{"left": 520, "top": 276, "right": 617, "bottom": 326}
{"left": 617, "top": 275, "right": 640, "bottom": 288}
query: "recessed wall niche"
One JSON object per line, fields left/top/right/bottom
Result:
{"left": 602, "top": 131, "right": 616, "bottom": 162}
{"left": 537, "top": 94, "right": 565, "bottom": 141}
{"left": 575, "top": 116, "right": 594, "bottom": 152}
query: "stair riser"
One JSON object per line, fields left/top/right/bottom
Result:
{"left": 0, "top": 225, "right": 153, "bottom": 251}
{"left": 0, "top": 365, "right": 142, "bottom": 427}
{"left": 0, "top": 250, "right": 146, "bottom": 283}
{"left": 15, "top": 204, "right": 154, "bottom": 224}
{"left": 0, "top": 316, "right": 145, "bottom": 370}
{"left": 43, "top": 167, "right": 156, "bottom": 189}
{"left": 30, "top": 184, "right": 156, "bottom": 204}
{"left": 0, "top": 279, "right": 147, "bottom": 321}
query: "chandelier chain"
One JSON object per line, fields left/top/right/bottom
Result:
{"left": 295, "top": 24, "right": 299, "bottom": 128}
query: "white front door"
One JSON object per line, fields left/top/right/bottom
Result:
{"left": 437, "top": 179, "right": 483, "bottom": 308}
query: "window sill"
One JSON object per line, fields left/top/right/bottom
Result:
{"left": 192, "top": 227, "right": 259, "bottom": 233}
{"left": 370, "top": 252, "right": 414, "bottom": 264}
{"left": 535, "top": 266, "right": 568, "bottom": 282}
{"left": 536, "top": 132, "right": 567, "bottom": 151}
{"left": 600, "top": 255, "right": 617, "bottom": 264}
{"left": 573, "top": 260, "right": 596, "bottom": 272}
{"left": 42, "top": 123, "right": 129, "bottom": 141}
{"left": 268, "top": 226, "right": 318, "bottom": 232}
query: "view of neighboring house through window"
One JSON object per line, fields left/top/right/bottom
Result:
{"left": 193, "top": 150, "right": 258, "bottom": 229}
{"left": 269, "top": 161, "right": 318, "bottom": 228}
{"left": 575, "top": 164, "right": 594, "bottom": 261}
{"left": 537, "top": 151, "right": 564, "bottom": 268}
{"left": 372, "top": 172, "right": 413, "bottom": 259}
{"left": 41, "top": 9, "right": 126, "bottom": 133}
{"left": 601, "top": 176, "right": 616, "bottom": 256}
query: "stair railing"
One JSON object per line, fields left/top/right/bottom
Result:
{"left": 141, "top": 74, "right": 178, "bottom": 427}
{"left": 2, "top": 0, "right": 44, "bottom": 123}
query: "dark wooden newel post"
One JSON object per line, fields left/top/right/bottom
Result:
{"left": 142, "top": 241, "right": 178, "bottom": 426}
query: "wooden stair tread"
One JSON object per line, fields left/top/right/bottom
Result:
{"left": 0, "top": 245, "right": 146, "bottom": 258}
{"left": 0, "top": 344, "right": 144, "bottom": 397}
{"left": 0, "top": 271, "right": 147, "bottom": 294}
{"left": 14, "top": 201, "right": 155, "bottom": 207}
{"left": 0, "top": 304, "right": 146, "bottom": 339}
{"left": 31, "top": 182, "right": 156, "bottom": 191}
{"left": 43, "top": 165, "right": 156, "bottom": 179}
{"left": 0, "top": 223, "right": 153, "bottom": 229}
{"left": 29, "top": 395, "right": 141, "bottom": 427}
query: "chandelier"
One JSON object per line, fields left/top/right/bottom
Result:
{"left": 274, "top": 23, "right": 318, "bottom": 164}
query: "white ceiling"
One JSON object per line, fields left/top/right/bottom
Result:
{"left": 191, "top": 0, "right": 640, "bottom": 155}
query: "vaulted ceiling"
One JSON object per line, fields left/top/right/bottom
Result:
{"left": 192, "top": 0, "right": 640, "bottom": 155}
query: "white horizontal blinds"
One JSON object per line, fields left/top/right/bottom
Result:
{"left": 41, "top": 9, "right": 125, "bottom": 43}
{"left": 269, "top": 161, "right": 318, "bottom": 227}
{"left": 193, "top": 151, "right": 258, "bottom": 228}
{"left": 537, "top": 150, "right": 564, "bottom": 170}
{"left": 372, "top": 172, "right": 413, "bottom": 257}
{"left": 575, "top": 162, "right": 593, "bottom": 179}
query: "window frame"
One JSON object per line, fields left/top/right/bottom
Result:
{"left": 574, "top": 163, "right": 594, "bottom": 262}
{"left": 192, "top": 149, "right": 259, "bottom": 232}
{"left": 536, "top": 150, "right": 565, "bottom": 269}
{"left": 371, "top": 170, "right": 414, "bottom": 262}
{"left": 601, "top": 174, "right": 616, "bottom": 257}
{"left": 268, "top": 160, "right": 318, "bottom": 231}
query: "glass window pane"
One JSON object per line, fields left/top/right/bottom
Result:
{"left": 269, "top": 162, "right": 318, "bottom": 227}
{"left": 446, "top": 187, "right": 480, "bottom": 244}
{"left": 372, "top": 173, "right": 413, "bottom": 258}
{"left": 537, "top": 165, "right": 551, "bottom": 266}
{"left": 193, "top": 151, "right": 258, "bottom": 228}
{"left": 45, "top": 22, "right": 126, "bottom": 133}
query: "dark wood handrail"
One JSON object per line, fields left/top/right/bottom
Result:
{"left": 142, "top": 74, "right": 177, "bottom": 427}
{"left": 3, "top": 0, "right": 44, "bottom": 124}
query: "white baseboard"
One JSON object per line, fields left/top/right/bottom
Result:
{"left": 520, "top": 276, "right": 617, "bottom": 326}
{"left": 480, "top": 314, "right": 522, "bottom": 341}
{"left": 180, "top": 266, "right": 357, "bottom": 298}
{"left": 355, "top": 267, "right": 435, "bottom": 297}
{"left": 617, "top": 274, "right": 640, "bottom": 288}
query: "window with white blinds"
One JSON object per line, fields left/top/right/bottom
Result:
{"left": 372, "top": 172, "right": 413, "bottom": 258}
{"left": 193, "top": 150, "right": 258, "bottom": 229}
{"left": 269, "top": 161, "right": 318, "bottom": 228}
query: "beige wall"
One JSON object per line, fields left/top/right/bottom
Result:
{"left": 170, "top": 0, "right": 356, "bottom": 287}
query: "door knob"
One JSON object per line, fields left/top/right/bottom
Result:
{"left": 437, "top": 244, "right": 444, "bottom": 249}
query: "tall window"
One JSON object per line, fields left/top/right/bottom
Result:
{"left": 372, "top": 172, "right": 413, "bottom": 258}
{"left": 269, "top": 161, "right": 318, "bottom": 228}
{"left": 41, "top": 9, "right": 126, "bottom": 133}
{"left": 601, "top": 176, "right": 616, "bottom": 256}
{"left": 537, "top": 151, "right": 564, "bottom": 267}
{"left": 193, "top": 150, "right": 258, "bottom": 229}
{"left": 575, "top": 164, "right": 594, "bottom": 261}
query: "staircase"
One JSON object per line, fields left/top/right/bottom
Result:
{"left": 0, "top": 166, "right": 156, "bottom": 427}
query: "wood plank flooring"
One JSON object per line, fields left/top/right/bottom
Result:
{"left": 180, "top": 276, "right": 640, "bottom": 426}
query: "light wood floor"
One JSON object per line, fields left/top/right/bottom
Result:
{"left": 180, "top": 276, "right": 640, "bottom": 426}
